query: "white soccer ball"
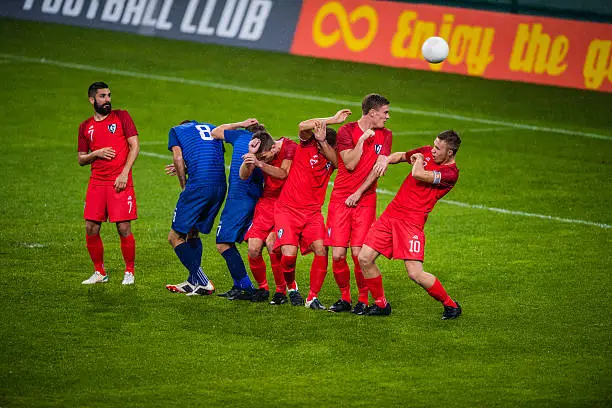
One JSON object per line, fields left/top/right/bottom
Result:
{"left": 421, "top": 36, "right": 449, "bottom": 64}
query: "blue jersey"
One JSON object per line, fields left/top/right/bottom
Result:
{"left": 224, "top": 129, "right": 264, "bottom": 200}
{"left": 168, "top": 121, "right": 226, "bottom": 187}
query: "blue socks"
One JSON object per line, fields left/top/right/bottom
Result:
{"left": 221, "top": 245, "right": 253, "bottom": 290}
{"left": 174, "top": 241, "right": 209, "bottom": 286}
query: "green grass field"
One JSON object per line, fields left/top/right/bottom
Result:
{"left": 0, "top": 18, "right": 611, "bottom": 407}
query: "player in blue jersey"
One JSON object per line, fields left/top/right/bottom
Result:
{"left": 165, "top": 120, "right": 227, "bottom": 296}
{"left": 210, "top": 118, "right": 266, "bottom": 300}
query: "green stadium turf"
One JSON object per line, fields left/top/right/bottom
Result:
{"left": 0, "top": 18, "right": 610, "bottom": 408}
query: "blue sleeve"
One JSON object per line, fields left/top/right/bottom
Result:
{"left": 224, "top": 129, "right": 244, "bottom": 146}
{"left": 168, "top": 128, "right": 179, "bottom": 151}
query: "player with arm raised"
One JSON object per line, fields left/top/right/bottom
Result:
{"left": 78, "top": 82, "right": 139, "bottom": 285}
{"left": 358, "top": 130, "right": 462, "bottom": 319}
{"left": 325, "top": 94, "right": 392, "bottom": 315}
{"left": 165, "top": 120, "right": 226, "bottom": 296}
{"left": 209, "top": 119, "right": 265, "bottom": 300}
{"left": 239, "top": 131, "right": 298, "bottom": 303}
{"left": 273, "top": 113, "right": 347, "bottom": 309}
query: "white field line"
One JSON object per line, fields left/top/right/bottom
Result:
{"left": 2, "top": 53, "right": 611, "bottom": 141}
{"left": 143, "top": 149, "right": 610, "bottom": 229}
{"left": 394, "top": 127, "right": 511, "bottom": 136}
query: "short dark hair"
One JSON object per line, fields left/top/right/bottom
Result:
{"left": 88, "top": 82, "right": 109, "bottom": 98}
{"left": 437, "top": 130, "right": 461, "bottom": 155}
{"left": 325, "top": 127, "right": 337, "bottom": 147}
{"left": 252, "top": 131, "right": 275, "bottom": 155}
{"left": 362, "top": 93, "right": 390, "bottom": 116}
{"left": 246, "top": 123, "right": 266, "bottom": 134}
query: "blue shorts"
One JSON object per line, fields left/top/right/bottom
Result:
{"left": 215, "top": 196, "right": 257, "bottom": 244}
{"left": 172, "top": 184, "right": 226, "bottom": 235}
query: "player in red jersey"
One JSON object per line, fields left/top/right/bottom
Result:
{"left": 273, "top": 113, "right": 349, "bottom": 309}
{"left": 239, "top": 131, "right": 298, "bottom": 303}
{"left": 325, "top": 94, "right": 392, "bottom": 315}
{"left": 77, "top": 82, "right": 139, "bottom": 285}
{"left": 358, "top": 130, "right": 462, "bottom": 319}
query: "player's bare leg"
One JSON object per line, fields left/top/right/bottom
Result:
{"left": 247, "top": 238, "right": 270, "bottom": 302}
{"left": 358, "top": 245, "right": 391, "bottom": 316}
{"left": 305, "top": 240, "right": 328, "bottom": 310}
{"left": 329, "top": 246, "right": 352, "bottom": 312}
{"left": 279, "top": 245, "right": 303, "bottom": 306}
{"left": 405, "top": 260, "right": 461, "bottom": 319}
{"left": 82, "top": 220, "right": 107, "bottom": 284}
{"left": 116, "top": 221, "right": 135, "bottom": 285}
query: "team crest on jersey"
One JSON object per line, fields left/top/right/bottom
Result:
{"left": 325, "top": 162, "right": 332, "bottom": 170}
{"left": 375, "top": 144, "right": 382, "bottom": 154}
{"left": 108, "top": 124, "right": 117, "bottom": 134}
{"left": 327, "top": 227, "right": 332, "bottom": 237}
{"left": 277, "top": 228, "right": 284, "bottom": 238}
{"left": 310, "top": 155, "right": 319, "bottom": 168}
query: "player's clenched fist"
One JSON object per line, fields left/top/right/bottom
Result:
{"left": 248, "top": 138, "right": 261, "bottom": 154}
{"left": 410, "top": 153, "right": 424, "bottom": 164}
{"left": 359, "top": 129, "right": 375, "bottom": 143}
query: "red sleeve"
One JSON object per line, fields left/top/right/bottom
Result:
{"left": 406, "top": 145, "right": 431, "bottom": 157}
{"left": 116, "top": 110, "right": 138, "bottom": 137}
{"left": 381, "top": 129, "right": 392, "bottom": 156}
{"left": 336, "top": 123, "right": 354, "bottom": 153}
{"left": 283, "top": 139, "right": 298, "bottom": 160}
{"left": 77, "top": 121, "right": 89, "bottom": 153}
{"left": 437, "top": 166, "right": 459, "bottom": 187}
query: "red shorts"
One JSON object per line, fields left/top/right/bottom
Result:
{"left": 325, "top": 202, "right": 376, "bottom": 248}
{"left": 84, "top": 183, "right": 138, "bottom": 223}
{"left": 244, "top": 197, "right": 275, "bottom": 242}
{"left": 364, "top": 215, "right": 425, "bottom": 261}
{"left": 273, "top": 203, "right": 325, "bottom": 255}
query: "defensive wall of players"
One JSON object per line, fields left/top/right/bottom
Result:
{"left": 2, "top": 0, "right": 611, "bottom": 92}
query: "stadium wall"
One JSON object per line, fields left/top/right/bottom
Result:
{"left": 2, "top": 0, "right": 611, "bottom": 92}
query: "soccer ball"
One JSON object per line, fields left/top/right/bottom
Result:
{"left": 421, "top": 36, "right": 449, "bottom": 64}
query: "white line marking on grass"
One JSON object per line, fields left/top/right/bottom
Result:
{"left": 2, "top": 53, "right": 610, "bottom": 141}
{"left": 140, "top": 151, "right": 170, "bottom": 159}
{"left": 22, "top": 243, "right": 48, "bottom": 248}
{"left": 394, "top": 127, "right": 511, "bottom": 136}
{"left": 375, "top": 188, "right": 611, "bottom": 229}
{"left": 140, "top": 141, "right": 168, "bottom": 146}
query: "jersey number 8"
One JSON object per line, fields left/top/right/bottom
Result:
{"left": 196, "top": 125, "right": 213, "bottom": 141}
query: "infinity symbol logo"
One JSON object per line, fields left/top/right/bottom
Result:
{"left": 312, "top": 2, "right": 378, "bottom": 52}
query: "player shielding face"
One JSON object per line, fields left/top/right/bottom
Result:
{"left": 165, "top": 120, "right": 227, "bottom": 296}
{"left": 325, "top": 94, "right": 392, "bottom": 315}
{"left": 358, "top": 130, "right": 462, "bottom": 319}
{"left": 239, "top": 131, "right": 298, "bottom": 304}
{"left": 272, "top": 110, "right": 350, "bottom": 310}
{"left": 78, "top": 82, "right": 140, "bottom": 286}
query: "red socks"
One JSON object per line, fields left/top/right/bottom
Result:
{"left": 307, "top": 255, "right": 328, "bottom": 301}
{"left": 332, "top": 258, "right": 351, "bottom": 302}
{"left": 248, "top": 255, "right": 269, "bottom": 290}
{"left": 269, "top": 252, "right": 286, "bottom": 294}
{"left": 280, "top": 255, "right": 297, "bottom": 288}
{"left": 120, "top": 234, "right": 136, "bottom": 273}
{"left": 86, "top": 234, "right": 105, "bottom": 275}
{"left": 426, "top": 278, "right": 457, "bottom": 307}
{"left": 352, "top": 254, "right": 368, "bottom": 304}
{"left": 365, "top": 275, "right": 387, "bottom": 308}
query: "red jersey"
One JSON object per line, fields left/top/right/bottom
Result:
{"left": 78, "top": 110, "right": 138, "bottom": 186}
{"left": 261, "top": 137, "right": 298, "bottom": 200}
{"left": 277, "top": 138, "right": 334, "bottom": 211}
{"left": 383, "top": 146, "right": 459, "bottom": 228}
{"left": 331, "top": 122, "right": 392, "bottom": 206}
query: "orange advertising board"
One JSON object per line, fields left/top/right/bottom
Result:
{"left": 290, "top": 0, "right": 612, "bottom": 92}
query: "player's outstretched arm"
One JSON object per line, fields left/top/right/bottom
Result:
{"left": 387, "top": 151, "right": 407, "bottom": 165}
{"left": 299, "top": 109, "right": 351, "bottom": 131}
{"left": 172, "top": 146, "right": 187, "bottom": 189}
{"left": 211, "top": 118, "right": 259, "bottom": 140}
{"left": 345, "top": 168, "right": 379, "bottom": 207}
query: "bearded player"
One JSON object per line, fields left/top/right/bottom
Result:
{"left": 78, "top": 82, "right": 139, "bottom": 285}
